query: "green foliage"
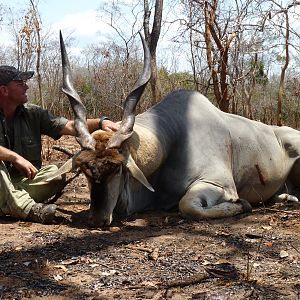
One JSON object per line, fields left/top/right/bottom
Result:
{"left": 169, "top": 71, "right": 195, "bottom": 89}
{"left": 276, "top": 54, "right": 286, "bottom": 63}
{"left": 250, "top": 59, "right": 268, "bottom": 86}
{"left": 158, "top": 67, "right": 195, "bottom": 94}
{"left": 78, "top": 81, "right": 93, "bottom": 96}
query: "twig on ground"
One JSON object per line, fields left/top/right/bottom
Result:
{"left": 52, "top": 145, "right": 74, "bottom": 158}
{"left": 289, "top": 242, "right": 300, "bottom": 254}
{"left": 254, "top": 208, "right": 300, "bottom": 215}
{"left": 127, "top": 272, "right": 210, "bottom": 290}
{"left": 163, "top": 263, "right": 238, "bottom": 289}
{"left": 124, "top": 245, "right": 153, "bottom": 253}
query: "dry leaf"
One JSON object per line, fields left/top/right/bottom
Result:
{"left": 139, "top": 280, "right": 160, "bottom": 288}
{"left": 61, "top": 259, "right": 78, "bottom": 265}
{"left": 279, "top": 250, "right": 289, "bottom": 258}
{"left": 18, "top": 222, "right": 32, "bottom": 227}
{"left": 193, "top": 254, "right": 201, "bottom": 261}
{"left": 149, "top": 247, "right": 160, "bottom": 261}
{"left": 269, "top": 217, "right": 278, "bottom": 226}
{"left": 79, "top": 257, "right": 94, "bottom": 264}
{"left": 262, "top": 226, "right": 272, "bottom": 230}
{"left": 217, "top": 231, "right": 230, "bottom": 236}
{"left": 53, "top": 274, "right": 63, "bottom": 281}
{"left": 101, "top": 270, "right": 117, "bottom": 276}
{"left": 54, "top": 265, "right": 68, "bottom": 272}
{"left": 216, "top": 259, "right": 231, "bottom": 264}
{"left": 264, "top": 241, "right": 273, "bottom": 247}
{"left": 204, "top": 262, "right": 238, "bottom": 279}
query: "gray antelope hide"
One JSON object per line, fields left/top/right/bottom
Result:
{"left": 49, "top": 31, "right": 300, "bottom": 227}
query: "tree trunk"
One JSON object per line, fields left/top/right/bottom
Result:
{"left": 143, "top": 0, "right": 163, "bottom": 105}
{"left": 277, "top": 10, "right": 289, "bottom": 126}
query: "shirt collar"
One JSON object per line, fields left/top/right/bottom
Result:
{"left": 0, "top": 104, "right": 25, "bottom": 118}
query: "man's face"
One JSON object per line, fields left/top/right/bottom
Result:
{"left": 4, "top": 80, "right": 29, "bottom": 105}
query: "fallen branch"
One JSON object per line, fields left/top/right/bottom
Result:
{"left": 289, "top": 243, "right": 300, "bottom": 254}
{"left": 163, "top": 263, "right": 238, "bottom": 288}
{"left": 127, "top": 273, "right": 210, "bottom": 290}
{"left": 255, "top": 208, "right": 300, "bottom": 215}
{"left": 124, "top": 245, "right": 153, "bottom": 253}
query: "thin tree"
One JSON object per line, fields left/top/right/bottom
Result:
{"left": 143, "top": 0, "right": 163, "bottom": 104}
{"left": 29, "top": 0, "right": 43, "bottom": 108}
{"left": 203, "top": 0, "right": 236, "bottom": 112}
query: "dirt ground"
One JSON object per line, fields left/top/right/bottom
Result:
{"left": 0, "top": 136, "right": 300, "bottom": 300}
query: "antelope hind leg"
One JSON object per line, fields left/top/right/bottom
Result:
{"left": 179, "top": 182, "right": 252, "bottom": 219}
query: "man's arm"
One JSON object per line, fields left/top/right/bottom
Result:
{"left": 59, "top": 118, "right": 119, "bottom": 136}
{"left": 0, "top": 146, "right": 38, "bottom": 179}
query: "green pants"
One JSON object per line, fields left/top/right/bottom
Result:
{"left": 0, "top": 161, "right": 66, "bottom": 219}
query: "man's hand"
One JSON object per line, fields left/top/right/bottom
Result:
{"left": 61, "top": 119, "right": 120, "bottom": 136}
{"left": 12, "top": 155, "right": 38, "bottom": 179}
{"left": 102, "top": 119, "right": 120, "bottom": 132}
{"left": 0, "top": 146, "right": 38, "bottom": 179}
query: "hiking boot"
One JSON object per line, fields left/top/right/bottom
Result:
{"left": 27, "top": 203, "right": 57, "bottom": 224}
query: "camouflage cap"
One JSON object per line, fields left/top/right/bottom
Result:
{"left": 0, "top": 65, "right": 34, "bottom": 86}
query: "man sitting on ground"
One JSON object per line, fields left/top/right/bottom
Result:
{"left": 0, "top": 65, "right": 118, "bottom": 224}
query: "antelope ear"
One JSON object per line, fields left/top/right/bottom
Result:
{"left": 45, "top": 157, "right": 77, "bottom": 182}
{"left": 29, "top": 157, "right": 77, "bottom": 186}
{"left": 107, "top": 131, "right": 133, "bottom": 149}
{"left": 125, "top": 153, "right": 154, "bottom": 192}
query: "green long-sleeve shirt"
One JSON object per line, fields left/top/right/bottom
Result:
{"left": 0, "top": 104, "right": 68, "bottom": 176}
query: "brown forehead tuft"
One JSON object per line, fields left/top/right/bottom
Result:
{"left": 92, "top": 130, "right": 114, "bottom": 142}
{"left": 92, "top": 131, "right": 114, "bottom": 152}
{"left": 75, "top": 130, "right": 124, "bottom": 166}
